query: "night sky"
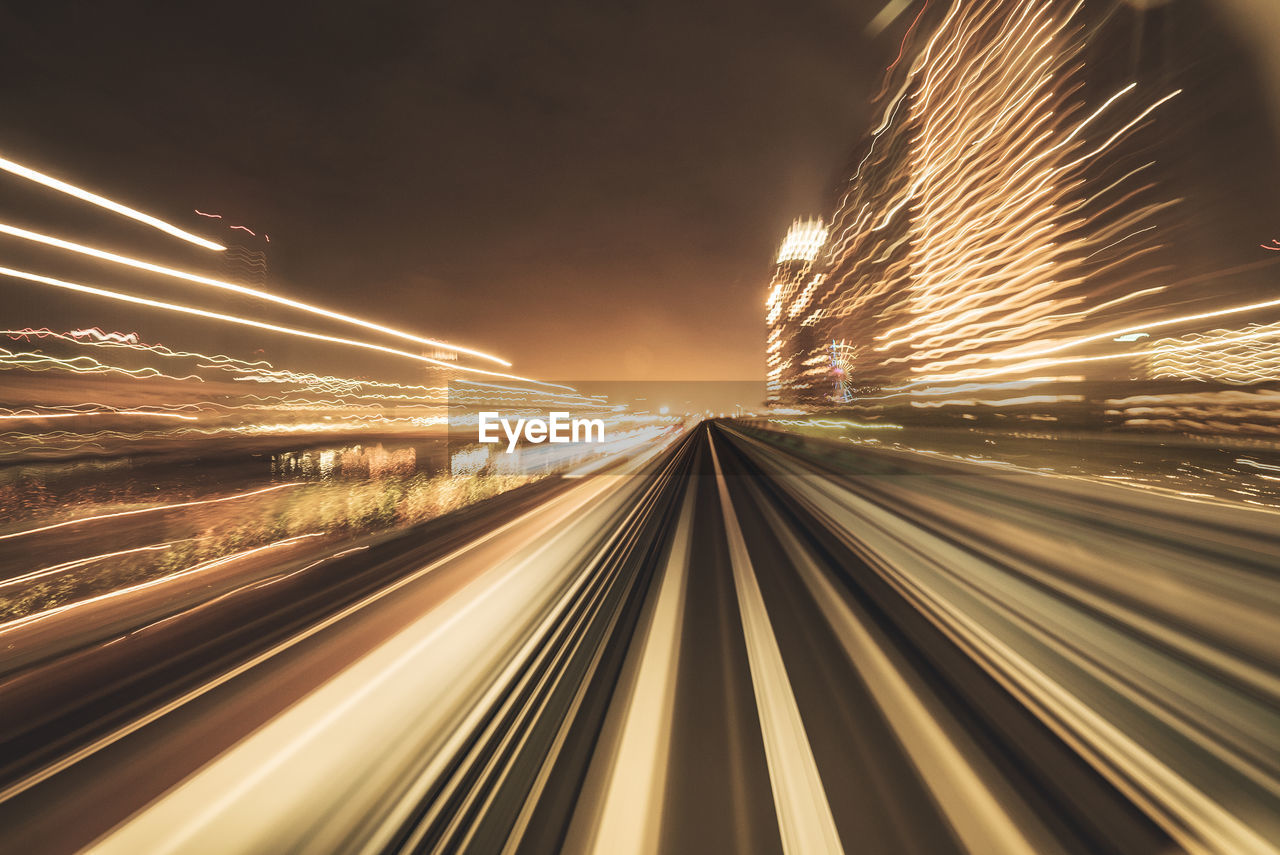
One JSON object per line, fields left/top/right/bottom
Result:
{"left": 0, "top": 0, "right": 891, "bottom": 383}
{"left": 0, "top": 1, "right": 1276, "bottom": 385}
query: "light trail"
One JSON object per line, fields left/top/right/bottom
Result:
{"left": 68, "top": 328, "right": 140, "bottom": 344}
{"left": 11, "top": 330, "right": 556, "bottom": 404}
{"left": 0, "top": 346, "right": 203, "bottom": 382}
{"left": 771, "top": 417, "right": 903, "bottom": 430}
{"left": 0, "top": 408, "right": 198, "bottom": 421}
{"left": 6, "top": 329, "right": 392, "bottom": 397}
{"left": 773, "top": 0, "right": 1183, "bottom": 405}
{"left": 0, "top": 540, "right": 199, "bottom": 590}
{"left": 903, "top": 301, "right": 1280, "bottom": 386}
{"left": 0, "top": 533, "right": 325, "bottom": 636}
{"left": 0, "top": 265, "right": 571, "bottom": 389}
{"left": 0, "top": 482, "right": 303, "bottom": 542}
{"left": 0, "top": 152, "right": 224, "bottom": 251}
{"left": 886, "top": 0, "right": 930, "bottom": 71}
{"left": 1237, "top": 458, "right": 1280, "bottom": 474}
{"left": 0, "top": 222, "right": 513, "bottom": 367}
{"left": 1143, "top": 322, "right": 1280, "bottom": 384}
{"left": 906, "top": 289, "right": 1280, "bottom": 376}
{"left": 909, "top": 394, "right": 1084, "bottom": 407}
{"left": 3, "top": 327, "right": 295, "bottom": 381}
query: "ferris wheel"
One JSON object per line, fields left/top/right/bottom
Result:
{"left": 828, "top": 339, "right": 859, "bottom": 403}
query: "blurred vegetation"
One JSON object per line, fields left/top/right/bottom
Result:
{"left": 0, "top": 470, "right": 537, "bottom": 624}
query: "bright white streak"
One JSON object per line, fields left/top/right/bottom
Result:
{"left": 0, "top": 153, "right": 224, "bottom": 251}
{"left": 0, "top": 266, "right": 573, "bottom": 390}
{"left": 0, "top": 223, "right": 511, "bottom": 367}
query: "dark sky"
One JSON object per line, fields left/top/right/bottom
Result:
{"left": 0, "top": 0, "right": 891, "bottom": 383}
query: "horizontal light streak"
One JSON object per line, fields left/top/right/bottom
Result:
{"left": 0, "top": 222, "right": 511, "bottom": 367}
{"left": 0, "top": 408, "right": 197, "bottom": 421}
{"left": 0, "top": 534, "right": 325, "bottom": 635}
{"left": 0, "top": 482, "right": 304, "bottom": 542}
{"left": 0, "top": 540, "right": 197, "bottom": 589}
{"left": 0, "top": 265, "right": 570, "bottom": 390}
{"left": 0, "top": 152, "right": 223, "bottom": 250}
{"left": 769, "top": 0, "right": 1185, "bottom": 408}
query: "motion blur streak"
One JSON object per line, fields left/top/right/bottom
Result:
{"left": 0, "top": 265, "right": 569, "bottom": 388}
{"left": 0, "top": 533, "right": 324, "bottom": 635}
{"left": 0, "top": 409, "right": 197, "bottom": 421}
{"left": 0, "top": 152, "right": 224, "bottom": 250}
{"left": 0, "top": 222, "right": 512, "bottom": 366}
{"left": 0, "top": 541, "right": 195, "bottom": 589}
{"left": 769, "top": 0, "right": 1202, "bottom": 411}
{"left": 83, "top": 457, "right": 657, "bottom": 853}
{"left": 562, "top": 482, "right": 695, "bottom": 855}
{"left": 0, "top": 482, "right": 301, "bottom": 541}
{"left": 3, "top": 422, "right": 1275, "bottom": 854}
{"left": 726, "top": 424, "right": 1278, "bottom": 854}
{"left": 706, "top": 434, "right": 843, "bottom": 855}
{"left": 901, "top": 291, "right": 1280, "bottom": 380}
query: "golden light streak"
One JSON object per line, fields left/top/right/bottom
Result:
{"left": 892, "top": 324, "right": 1280, "bottom": 389}
{"left": 771, "top": 417, "right": 903, "bottom": 430}
{"left": 912, "top": 293, "right": 1280, "bottom": 379}
{"left": 0, "top": 222, "right": 512, "bottom": 367}
{"left": 0, "top": 326, "right": 601, "bottom": 450}
{"left": 0, "top": 482, "right": 303, "bottom": 542}
{"left": 0, "top": 152, "right": 224, "bottom": 251}
{"left": 0, "top": 540, "right": 198, "bottom": 589}
{"left": 0, "top": 346, "right": 203, "bottom": 382}
{"left": 6, "top": 327, "right": 271, "bottom": 370}
{"left": 0, "top": 408, "right": 198, "bottom": 421}
{"left": 0, "top": 265, "right": 571, "bottom": 390}
{"left": 768, "top": 0, "right": 1183, "bottom": 407}
{"left": 0, "top": 534, "right": 325, "bottom": 635}
{"left": 1143, "top": 323, "right": 1280, "bottom": 384}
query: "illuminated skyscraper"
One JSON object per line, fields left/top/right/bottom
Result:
{"left": 765, "top": 218, "right": 827, "bottom": 406}
{"left": 766, "top": 0, "right": 1178, "bottom": 412}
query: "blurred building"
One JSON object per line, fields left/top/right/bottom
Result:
{"left": 221, "top": 243, "right": 268, "bottom": 289}
{"left": 423, "top": 347, "right": 457, "bottom": 406}
{"left": 765, "top": 218, "right": 827, "bottom": 407}
{"left": 765, "top": 0, "right": 1177, "bottom": 414}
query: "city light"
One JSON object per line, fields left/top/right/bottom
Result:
{"left": 775, "top": 218, "right": 827, "bottom": 264}
{"left": 3, "top": 3, "right": 1280, "bottom": 852}
{"left": 768, "top": 0, "right": 1188, "bottom": 408}
{"left": 0, "top": 151, "right": 224, "bottom": 250}
{"left": 0, "top": 222, "right": 512, "bottom": 367}
{"left": 0, "top": 265, "right": 567, "bottom": 388}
